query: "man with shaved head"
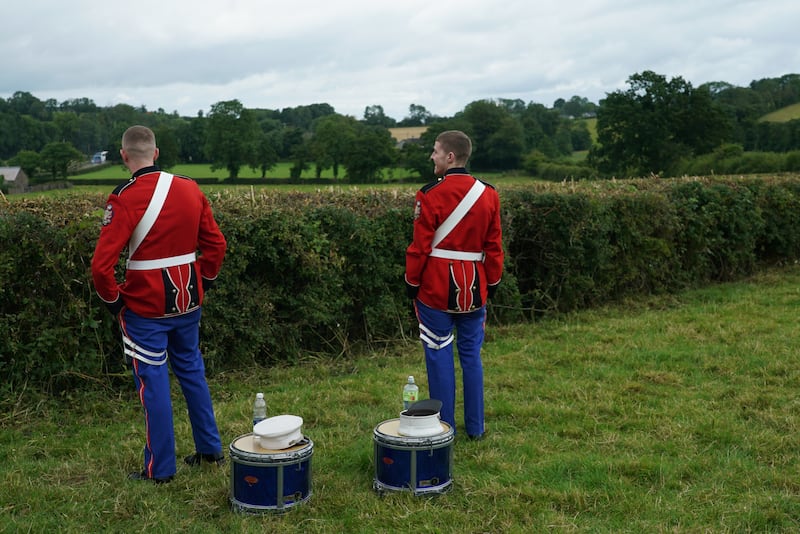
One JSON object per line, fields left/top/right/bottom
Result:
{"left": 92, "top": 125, "right": 227, "bottom": 483}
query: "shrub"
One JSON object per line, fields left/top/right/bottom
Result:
{"left": 4, "top": 176, "right": 800, "bottom": 395}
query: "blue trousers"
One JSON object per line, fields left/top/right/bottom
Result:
{"left": 120, "top": 307, "right": 222, "bottom": 479}
{"left": 415, "top": 301, "right": 486, "bottom": 437}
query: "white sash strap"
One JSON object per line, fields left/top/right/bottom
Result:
{"left": 126, "top": 252, "right": 197, "bottom": 271}
{"left": 429, "top": 248, "right": 484, "bottom": 261}
{"left": 432, "top": 179, "right": 486, "bottom": 248}
{"left": 128, "top": 172, "right": 174, "bottom": 258}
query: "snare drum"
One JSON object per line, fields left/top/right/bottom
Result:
{"left": 229, "top": 433, "right": 313, "bottom": 513}
{"left": 373, "top": 418, "right": 454, "bottom": 495}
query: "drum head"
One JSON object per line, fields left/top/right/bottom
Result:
{"left": 376, "top": 419, "right": 451, "bottom": 438}
{"left": 232, "top": 434, "right": 311, "bottom": 455}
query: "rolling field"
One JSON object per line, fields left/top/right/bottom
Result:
{"left": 759, "top": 102, "right": 800, "bottom": 122}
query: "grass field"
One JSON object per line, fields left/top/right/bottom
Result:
{"left": 759, "top": 102, "right": 800, "bottom": 123}
{"left": 4, "top": 266, "right": 800, "bottom": 532}
{"left": 72, "top": 162, "right": 420, "bottom": 181}
{"left": 10, "top": 166, "right": 535, "bottom": 199}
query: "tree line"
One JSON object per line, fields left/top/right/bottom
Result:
{"left": 1, "top": 71, "right": 799, "bottom": 182}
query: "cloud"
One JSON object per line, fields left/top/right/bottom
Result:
{"left": 1, "top": 0, "right": 798, "bottom": 120}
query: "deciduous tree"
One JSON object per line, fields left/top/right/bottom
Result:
{"left": 311, "top": 114, "right": 357, "bottom": 179}
{"left": 591, "top": 71, "right": 730, "bottom": 177}
{"left": 39, "top": 141, "right": 84, "bottom": 180}
{"left": 342, "top": 124, "right": 396, "bottom": 182}
{"left": 205, "top": 100, "right": 259, "bottom": 179}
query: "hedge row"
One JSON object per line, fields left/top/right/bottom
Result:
{"left": 3, "top": 175, "right": 800, "bottom": 396}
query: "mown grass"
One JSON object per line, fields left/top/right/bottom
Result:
{"left": 760, "top": 102, "right": 800, "bottom": 123}
{"left": 71, "top": 162, "right": 419, "bottom": 181}
{"left": 4, "top": 267, "right": 800, "bottom": 532}
{"left": 12, "top": 171, "right": 536, "bottom": 199}
{"left": 69, "top": 162, "right": 526, "bottom": 184}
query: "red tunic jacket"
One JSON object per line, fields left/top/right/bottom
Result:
{"left": 91, "top": 167, "right": 226, "bottom": 318}
{"left": 405, "top": 169, "right": 503, "bottom": 312}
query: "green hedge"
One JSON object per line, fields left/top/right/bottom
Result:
{"left": 3, "top": 176, "right": 800, "bottom": 396}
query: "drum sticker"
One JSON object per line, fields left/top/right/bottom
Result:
{"left": 244, "top": 475, "right": 259, "bottom": 486}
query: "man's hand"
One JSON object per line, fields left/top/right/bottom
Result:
{"left": 405, "top": 282, "right": 419, "bottom": 300}
{"left": 487, "top": 283, "right": 499, "bottom": 300}
{"left": 105, "top": 298, "right": 124, "bottom": 317}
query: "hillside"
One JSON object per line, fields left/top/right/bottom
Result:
{"left": 760, "top": 102, "right": 800, "bottom": 122}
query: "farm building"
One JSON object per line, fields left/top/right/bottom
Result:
{"left": 0, "top": 166, "right": 29, "bottom": 194}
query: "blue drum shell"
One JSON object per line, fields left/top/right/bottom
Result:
{"left": 229, "top": 433, "right": 313, "bottom": 513}
{"left": 373, "top": 419, "right": 454, "bottom": 495}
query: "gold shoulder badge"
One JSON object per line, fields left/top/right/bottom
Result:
{"left": 413, "top": 200, "right": 421, "bottom": 220}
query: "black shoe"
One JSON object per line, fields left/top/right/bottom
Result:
{"left": 467, "top": 433, "right": 485, "bottom": 441}
{"left": 184, "top": 451, "right": 226, "bottom": 467}
{"left": 128, "top": 470, "right": 173, "bottom": 484}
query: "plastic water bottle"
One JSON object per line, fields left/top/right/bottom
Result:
{"left": 402, "top": 376, "right": 419, "bottom": 410}
{"left": 252, "top": 392, "right": 267, "bottom": 428}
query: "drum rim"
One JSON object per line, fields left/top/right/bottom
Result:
{"left": 230, "top": 491, "right": 313, "bottom": 514}
{"left": 230, "top": 434, "right": 314, "bottom": 462}
{"left": 374, "top": 419, "right": 454, "bottom": 446}
{"left": 373, "top": 478, "right": 453, "bottom": 495}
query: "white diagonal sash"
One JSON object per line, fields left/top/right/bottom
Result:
{"left": 128, "top": 172, "right": 173, "bottom": 258}
{"left": 431, "top": 179, "right": 486, "bottom": 248}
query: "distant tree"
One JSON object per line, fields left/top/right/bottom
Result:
{"left": 153, "top": 126, "right": 179, "bottom": 170}
{"left": 59, "top": 97, "right": 98, "bottom": 114}
{"left": 519, "top": 103, "right": 563, "bottom": 158}
{"left": 567, "top": 120, "right": 593, "bottom": 151}
{"left": 9, "top": 150, "right": 41, "bottom": 179}
{"left": 342, "top": 124, "right": 396, "bottom": 182}
{"left": 400, "top": 104, "right": 432, "bottom": 126}
{"left": 591, "top": 71, "right": 730, "bottom": 177}
{"left": 204, "top": 99, "right": 259, "bottom": 179}
{"left": 554, "top": 124, "right": 574, "bottom": 154}
{"left": 0, "top": 113, "right": 52, "bottom": 158}
{"left": 8, "top": 91, "right": 49, "bottom": 119}
{"left": 53, "top": 112, "right": 80, "bottom": 144}
{"left": 175, "top": 116, "right": 207, "bottom": 163}
{"left": 280, "top": 126, "right": 306, "bottom": 161}
{"left": 398, "top": 140, "right": 432, "bottom": 179}
{"left": 461, "top": 100, "right": 525, "bottom": 170}
{"left": 289, "top": 140, "right": 311, "bottom": 180}
{"left": 311, "top": 114, "right": 357, "bottom": 179}
{"left": 496, "top": 98, "right": 527, "bottom": 117}
{"left": 704, "top": 81, "right": 769, "bottom": 147}
{"left": 561, "top": 95, "right": 597, "bottom": 118}
{"left": 750, "top": 74, "right": 800, "bottom": 110}
{"left": 39, "top": 141, "right": 84, "bottom": 180}
{"left": 363, "top": 105, "right": 397, "bottom": 127}
{"left": 279, "top": 103, "right": 336, "bottom": 130}
{"left": 249, "top": 130, "right": 281, "bottom": 178}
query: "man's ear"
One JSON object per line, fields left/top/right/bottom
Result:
{"left": 153, "top": 147, "right": 160, "bottom": 162}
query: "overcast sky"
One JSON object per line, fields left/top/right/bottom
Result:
{"left": 2, "top": 0, "right": 798, "bottom": 121}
